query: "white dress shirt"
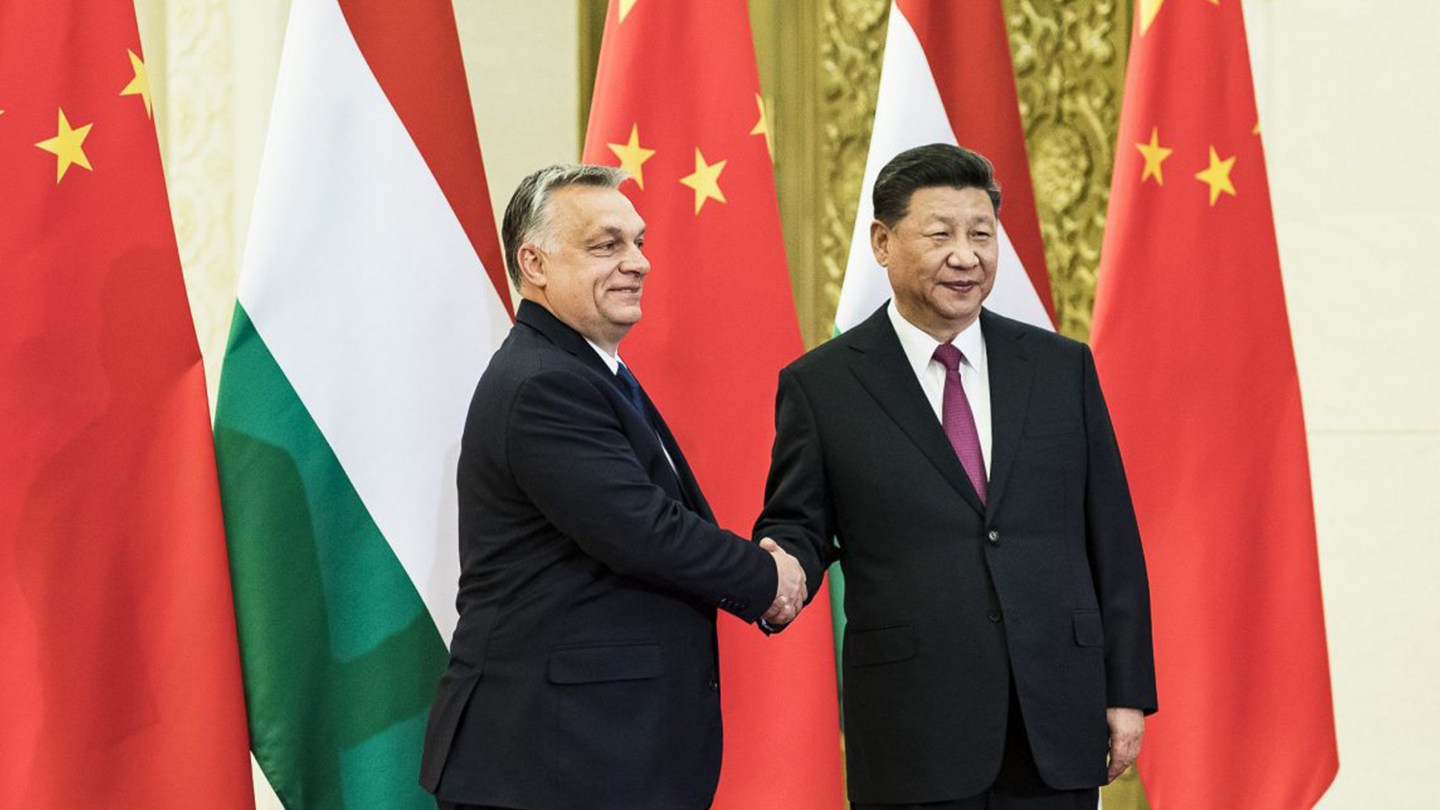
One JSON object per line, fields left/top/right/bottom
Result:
{"left": 586, "top": 338, "right": 622, "bottom": 375}
{"left": 886, "top": 300, "right": 992, "bottom": 476}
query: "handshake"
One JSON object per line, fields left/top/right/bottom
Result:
{"left": 759, "top": 537, "right": 808, "bottom": 627}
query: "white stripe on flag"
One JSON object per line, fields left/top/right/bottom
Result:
{"left": 237, "top": 0, "right": 510, "bottom": 646}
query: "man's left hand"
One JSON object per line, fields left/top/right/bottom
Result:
{"left": 1106, "top": 707, "right": 1144, "bottom": 783}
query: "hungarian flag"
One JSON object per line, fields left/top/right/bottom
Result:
{"left": 832, "top": 0, "right": 1055, "bottom": 669}
{"left": 582, "top": 2, "right": 845, "bottom": 807}
{"left": 212, "top": 0, "right": 510, "bottom": 807}
{"left": 0, "top": 2, "right": 254, "bottom": 808}
{"left": 837, "top": 0, "right": 1054, "bottom": 333}
{"left": 1091, "top": 1, "right": 1338, "bottom": 808}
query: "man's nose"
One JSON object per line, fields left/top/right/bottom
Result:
{"left": 949, "top": 246, "right": 980, "bottom": 268}
{"left": 622, "top": 246, "right": 650, "bottom": 275}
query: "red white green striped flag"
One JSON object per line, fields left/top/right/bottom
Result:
{"left": 213, "top": 0, "right": 510, "bottom": 806}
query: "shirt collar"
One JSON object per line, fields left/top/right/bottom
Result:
{"left": 886, "top": 299, "right": 987, "bottom": 376}
{"left": 585, "top": 337, "right": 622, "bottom": 375}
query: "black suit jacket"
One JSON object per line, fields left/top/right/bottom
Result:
{"left": 756, "top": 305, "right": 1157, "bottom": 804}
{"left": 421, "top": 300, "right": 778, "bottom": 810}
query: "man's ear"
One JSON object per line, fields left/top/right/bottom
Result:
{"left": 517, "top": 244, "right": 546, "bottom": 290}
{"left": 870, "top": 220, "right": 891, "bottom": 267}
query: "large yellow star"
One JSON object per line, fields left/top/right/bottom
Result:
{"left": 1141, "top": 0, "right": 1219, "bottom": 35}
{"left": 1136, "top": 127, "right": 1173, "bottom": 185}
{"left": 750, "top": 93, "right": 773, "bottom": 161}
{"left": 606, "top": 124, "right": 656, "bottom": 189}
{"left": 679, "top": 148, "right": 727, "bottom": 215}
{"left": 1194, "top": 145, "right": 1236, "bottom": 206}
{"left": 120, "top": 49, "right": 152, "bottom": 118}
{"left": 619, "top": 0, "right": 638, "bottom": 23}
{"left": 35, "top": 108, "right": 94, "bottom": 184}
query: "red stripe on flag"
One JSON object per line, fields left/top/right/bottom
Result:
{"left": 894, "top": 0, "right": 1055, "bottom": 325}
{"left": 1092, "top": 2, "right": 1337, "bottom": 808}
{"left": 337, "top": 0, "right": 511, "bottom": 313}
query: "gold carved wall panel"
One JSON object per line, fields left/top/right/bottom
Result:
{"left": 1004, "top": 0, "right": 1130, "bottom": 341}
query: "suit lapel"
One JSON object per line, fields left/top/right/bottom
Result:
{"left": 643, "top": 399, "right": 715, "bottom": 522}
{"left": 517, "top": 301, "right": 695, "bottom": 509}
{"left": 979, "top": 310, "right": 1035, "bottom": 520}
{"left": 847, "top": 306, "right": 986, "bottom": 517}
{"left": 516, "top": 300, "right": 613, "bottom": 376}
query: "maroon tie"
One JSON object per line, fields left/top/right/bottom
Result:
{"left": 932, "top": 343, "right": 987, "bottom": 504}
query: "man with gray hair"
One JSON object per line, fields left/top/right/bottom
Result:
{"left": 420, "top": 164, "right": 807, "bottom": 810}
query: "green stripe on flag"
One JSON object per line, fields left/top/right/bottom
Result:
{"left": 215, "top": 304, "right": 446, "bottom": 810}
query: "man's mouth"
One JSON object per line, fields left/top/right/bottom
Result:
{"left": 941, "top": 280, "right": 979, "bottom": 293}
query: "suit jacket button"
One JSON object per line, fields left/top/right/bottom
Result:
{"left": 708, "top": 677, "right": 720, "bottom": 692}
{"left": 988, "top": 610, "right": 1002, "bottom": 623}
{"left": 987, "top": 529, "right": 1000, "bottom": 545}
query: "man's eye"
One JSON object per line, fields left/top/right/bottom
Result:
{"left": 928, "top": 232, "right": 949, "bottom": 240}
{"left": 593, "top": 241, "right": 616, "bottom": 251}
{"left": 972, "top": 231, "right": 992, "bottom": 240}
{"left": 634, "top": 239, "right": 645, "bottom": 249}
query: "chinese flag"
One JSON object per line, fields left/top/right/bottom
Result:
{"left": 1091, "top": 2, "right": 1338, "bottom": 808}
{"left": 0, "top": 3, "right": 255, "bottom": 808}
{"left": 583, "top": 2, "right": 845, "bottom": 808}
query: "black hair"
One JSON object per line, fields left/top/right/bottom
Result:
{"left": 872, "top": 143, "right": 1002, "bottom": 226}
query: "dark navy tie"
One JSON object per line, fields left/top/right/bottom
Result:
{"left": 615, "top": 362, "right": 647, "bottom": 417}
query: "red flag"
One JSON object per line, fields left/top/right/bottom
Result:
{"left": 583, "top": 2, "right": 844, "bottom": 807}
{"left": 1092, "top": 2, "right": 1338, "bottom": 808}
{"left": 0, "top": 3, "right": 255, "bottom": 808}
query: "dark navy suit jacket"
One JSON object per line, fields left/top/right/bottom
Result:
{"left": 421, "top": 300, "right": 777, "bottom": 810}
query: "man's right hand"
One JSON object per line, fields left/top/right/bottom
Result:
{"left": 760, "top": 537, "right": 807, "bottom": 626}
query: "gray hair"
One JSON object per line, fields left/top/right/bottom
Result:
{"left": 501, "top": 163, "right": 630, "bottom": 289}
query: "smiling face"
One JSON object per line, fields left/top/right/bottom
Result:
{"left": 517, "top": 185, "right": 649, "bottom": 352}
{"left": 872, "top": 185, "right": 999, "bottom": 341}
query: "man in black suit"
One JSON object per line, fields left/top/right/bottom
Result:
{"left": 757, "top": 144, "right": 1157, "bottom": 809}
{"left": 421, "top": 164, "right": 807, "bottom": 810}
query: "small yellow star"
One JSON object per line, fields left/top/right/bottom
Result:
{"left": 120, "top": 49, "right": 152, "bottom": 118}
{"left": 750, "top": 93, "right": 773, "bottom": 161}
{"left": 1136, "top": 127, "right": 1174, "bottom": 185}
{"left": 679, "top": 148, "right": 727, "bottom": 215}
{"left": 1253, "top": 119, "right": 1261, "bottom": 136}
{"left": 606, "top": 124, "right": 656, "bottom": 189}
{"left": 35, "top": 108, "right": 94, "bottom": 184}
{"left": 1194, "top": 145, "right": 1236, "bottom": 206}
{"left": 1139, "top": 0, "right": 1166, "bottom": 35}
{"left": 619, "top": 0, "right": 638, "bottom": 23}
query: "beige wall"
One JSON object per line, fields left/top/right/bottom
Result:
{"left": 131, "top": 1, "right": 1438, "bottom": 807}
{"left": 1245, "top": 2, "right": 1440, "bottom": 807}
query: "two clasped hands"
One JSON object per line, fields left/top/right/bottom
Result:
{"left": 759, "top": 537, "right": 807, "bottom": 626}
